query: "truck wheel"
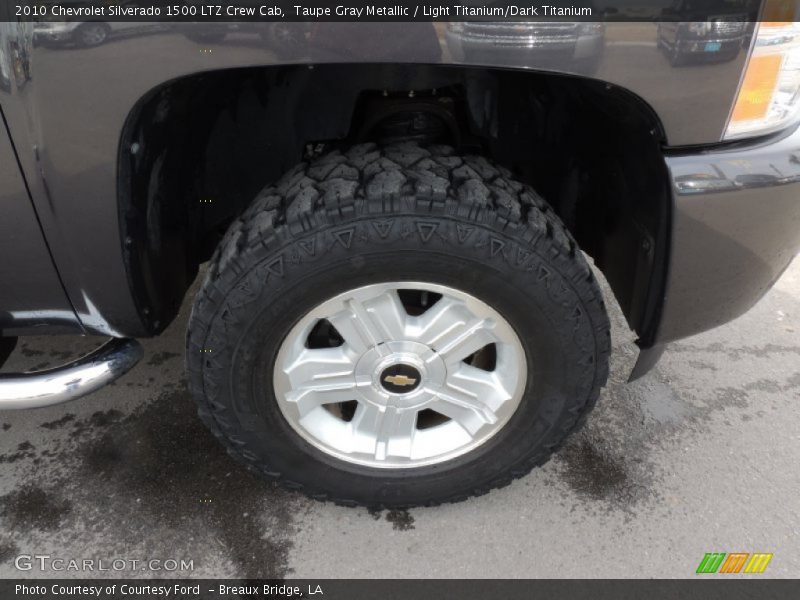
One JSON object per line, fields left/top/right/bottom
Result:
{"left": 669, "top": 45, "right": 687, "bottom": 67}
{"left": 186, "top": 142, "right": 610, "bottom": 507}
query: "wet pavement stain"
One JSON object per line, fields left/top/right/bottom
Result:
{"left": 743, "top": 379, "right": 783, "bottom": 394}
{"left": 69, "top": 409, "right": 124, "bottom": 439}
{"left": 687, "top": 360, "right": 718, "bottom": 372}
{"left": 368, "top": 509, "right": 415, "bottom": 530}
{"left": 40, "top": 414, "right": 76, "bottom": 430}
{"left": 18, "top": 344, "right": 44, "bottom": 358}
{"left": 385, "top": 510, "right": 415, "bottom": 531}
{"left": 69, "top": 387, "right": 303, "bottom": 578}
{"left": 0, "top": 484, "right": 72, "bottom": 531}
{"left": 711, "top": 387, "right": 750, "bottom": 410}
{"left": 0, "top": 441, "right": 37, "bottom": 464}
{"left": 0, "top": 386, "right": 304, "bottom": 578}
{"left": 49, "top": 350, "right": 75, "bottom": 361}
{"left": 786, "top": 372, "right": 800, "bottom": 390}
{"left": 147, "top": 351, "right": 181, "bottom": 367}
{"left": 559, "top": 440, "right": 631, "bottom": 503}
{"left": 553, "top": 340, "right": 798, "bottom": 516}
{"left": 546, "top": 361, "right": 664, "bottom": 515}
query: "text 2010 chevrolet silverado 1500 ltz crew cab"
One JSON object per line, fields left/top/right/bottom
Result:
{"left": 1, "top": 1, "right": 799, "bottom": 507}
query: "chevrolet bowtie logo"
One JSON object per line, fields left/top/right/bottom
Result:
{"left": 383, "top": 374, "right": 417, "bottom": 387}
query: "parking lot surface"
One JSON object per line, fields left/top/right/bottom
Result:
{"left": 0, "top": 256, "right": 798, "bottom": 579}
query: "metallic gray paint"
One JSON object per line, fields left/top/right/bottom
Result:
{"left": 0, "top": 99, "right": 80, "bottom": 336}
{"left": 661, "top": 125, "right": 800, "bottom": 342}
{"left": 3, "top": 18, "right": 798, "bottom": 362}
{"left": 0, "top": 21, "right": 746, "bottom": 338}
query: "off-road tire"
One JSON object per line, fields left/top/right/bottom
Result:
{"left": 186, "top": 142, "right": 611, "bottom": 508}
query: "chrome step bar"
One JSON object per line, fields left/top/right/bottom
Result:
{"left": 0, "top": 339, "right": 143, "bottom": 410}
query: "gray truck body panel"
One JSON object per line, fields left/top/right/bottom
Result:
{"left": 1, "top": 18, "right": 799, "bottom": 362}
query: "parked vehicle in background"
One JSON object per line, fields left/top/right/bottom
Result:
{"left": 34, "top": 19, "right": 168, "bottom": 48}
{"left": 446, "top": 20, "right": 606, "bottom": 74}
{"left": 34, "top": 20, "right": 112, "bottom": 47}
{"left": 180, "top": 22, "right": 310, "bottom": 58}
{"left": 657, "top": 0, "right": 750, "bottom": 65}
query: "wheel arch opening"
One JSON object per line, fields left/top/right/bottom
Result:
{"left": 118, "top": 63, "right": 670, "bottom": 345}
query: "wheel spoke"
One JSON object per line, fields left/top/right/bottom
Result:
{"left": 351, "top": 403, "right": 418, "bottom": 460}
{"left": 413, "top": 297, "right": 470, "bottom": 346}
{"left": 281, "top": 347, "right": 362, "bottom": 417}
{"left": 285, "top": 381, "right": 359, "bottom": 418}
{"left": 282, "top": 346, "right": 357, "bottom": 384}
{"left": 327, "top": 290, "right": 407, "bottom": 354}
{"left": 366, "top": 289, "right": 407, "bottom": 340}
{"left": 449, "top": 364, "right": 511, "bottom": 410}
{"left": 436, "top": 321, "right": 497, "bottom": 365}
{"left": 413, "top": 298, "right": 498, "bottom": 365}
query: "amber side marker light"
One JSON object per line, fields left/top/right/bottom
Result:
{"left": 725, "top": 0, "right": 800, "bottom": 139}
{"left": 732, "top": 53, "right": 784, "bottom": 122}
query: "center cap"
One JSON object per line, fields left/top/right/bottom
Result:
{"left": 380, "top": 363, "right": 422, "bottom": 394}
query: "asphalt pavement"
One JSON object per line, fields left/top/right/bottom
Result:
{"left": 1, "top": 24, "right": 798, "bottom": 581}
{"left": 1, "top": 256, "right": 798, "bottom": 579}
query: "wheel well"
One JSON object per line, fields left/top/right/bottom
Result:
{"left": 119, "top": 64, "right": 670, "bottom": 343}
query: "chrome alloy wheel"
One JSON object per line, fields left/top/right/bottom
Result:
{"left": 273, "top": 282, "right": 527, "bottom": 468}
